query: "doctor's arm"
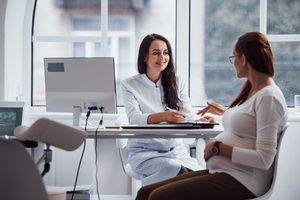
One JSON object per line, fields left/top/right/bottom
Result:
{"left": 147, "top": 110, "right": 185, "bottom": 124}
{"left": 121, "top": 82, "right": 185, "bottom": 124}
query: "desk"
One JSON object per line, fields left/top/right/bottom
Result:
{"left": 84, "top": 124, "right": 223, "bottom": 197}
{"left": 85, "top": 125, "right": 223, "bottom": 139}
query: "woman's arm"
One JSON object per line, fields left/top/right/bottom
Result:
{"left": 121, "top": 79, "right": 185, "bottom": 124}
{"left": 197, "top": 102, "right": 227, "bottom": 116}
{"left": 121, "top": 81, "right": 149, "bottom": 124}
{"left": 205, "top": 96, "right": 286, "bottom": 170}
{"left": 231, "top": 96, "right": 285, "bottom": 170}
{"left": 145, "top": 76, "right": 186, "bottom": 124}
{"left": 147, "top": 111, "right": 185, "bottom": 124}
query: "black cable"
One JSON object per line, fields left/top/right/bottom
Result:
{"left": 94, "top": 124, "right": 101, "bottom": 200}
{"left": 99, "top": 107, "right": 104, "bottom": 125}
{"left": 41, "top": 162, "right": 50, "bottom": 177}
{"left": 70, "top": 139, "right": 86, "bottom": 200}
{"left": 85, "top": 110, "right": 91, "bottom": 131}
{"left": 82, "top": 106, "right": 103, "bottom": 199}
{"left": 94, "top": 106, "right": 104, "bottom": 200}
{"left": 71, "top": 108, "right": 91, "bottom": 200}
{"left": 85, "top": 106, "right": 98, "bottom": 131}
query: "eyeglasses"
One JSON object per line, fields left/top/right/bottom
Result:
{"left": 229, "top": 55, "right": 235, "bottom": 64}
{"left": 229, "top": 54, "right": 241, "bottom": 64}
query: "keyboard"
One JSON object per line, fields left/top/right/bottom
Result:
{"left": 121, "top": 122, "right": 218, "bottom": 129}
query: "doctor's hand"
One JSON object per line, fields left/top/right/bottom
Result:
{"left": 147, "top": 111, "right": 185, "bottom": 124}
{"left": 197, "top": 102, "right": 226, "bottom": 116}
{"left": 162, "top": 111, "right": 186, "bottom": 123}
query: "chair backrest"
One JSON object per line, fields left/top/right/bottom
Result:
{"left": 195, "top": 138, "right": 207, "bottom": 168}
{"left": 250, "top": 124, "right": 300, "bottom": 200}
{"left": 115, "top": 139, "right": 141, "bottom": 180}
{"left": 14, "top": 117, "right": 86, "bottom": 151}
{"left": 115, "top": 138, "right": 196, "bottom": 179}
{"left": 0, "top": 138, "right": 49, "bottom": 200}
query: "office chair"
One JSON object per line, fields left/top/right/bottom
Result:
{"left": 195, "top": 138, "right": 206, "bottom": 168}
{"left": 4, "top": 117, "right": 86, "bottom": 200}
{"left": 116, "top": 138, "right": 201, "bottom": 198}
{"left": 249, "top": 124, "right": 300, "bottom": 200}
{"left": 116, "top": 138, "right": 142, "bottom": 199}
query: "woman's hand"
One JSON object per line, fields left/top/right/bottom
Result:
{"left": 204, "top": 140, "right": 233, "bottom": 161}
{"left": 197, "top": 102, "right": 226, "bottom": 116}
{"left": 204, "top": 140, "right": 217, "bottom": 161}
{"left": 147, "top": 111, "right": 185, "bottom": 124}
{"left": 162, "top": 111, "right": 186, "bottom": 123}
{"left": 197, "top": 115, "right": 216, "bottom": 123}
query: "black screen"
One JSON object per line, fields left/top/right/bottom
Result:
{"left": 0, "top": 108, "right": 23, "bottom": 136}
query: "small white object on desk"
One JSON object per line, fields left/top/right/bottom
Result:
{"left": 294, "top": 95, "right": 300, "bottom": 114}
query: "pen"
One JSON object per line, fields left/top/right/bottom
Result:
{"left": 166, "top": 107, "right": 186, "bottom": 118}
{"left": 165, "top": 106, "right": 176, "bottom": 112}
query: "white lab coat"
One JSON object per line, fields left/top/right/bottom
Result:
{"left": 121, "top": 74, "right": 202, "bottom": 186}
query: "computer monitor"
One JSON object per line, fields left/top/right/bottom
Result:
{"left": 0, "top": 101, "right": 24, "bottom": 137}
{"left": 44, "top": 57, "right": 117, "bottom": 114}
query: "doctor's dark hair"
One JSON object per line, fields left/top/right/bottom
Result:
{"left": 229, "top": 32, "right": 275, "bottom": 107}
{"left": 137, "top": 33, "right": 181, "bottom": 110}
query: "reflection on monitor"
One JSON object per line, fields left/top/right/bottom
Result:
{"left": 44, "top": 57, "right": 117, "bottom": 114}
{"left": 0, "top": 101, "right": 24, "bottom": 136}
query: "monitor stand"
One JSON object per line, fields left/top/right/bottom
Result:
{"left": 73, "top": 106, "right": 82, "bottom": 126}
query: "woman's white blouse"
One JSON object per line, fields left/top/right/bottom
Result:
{"left": 207, "top": 83, "right": 288, "bottom": 197}
{"left": 121, "top": 74, "right": 201, "bottom": 185}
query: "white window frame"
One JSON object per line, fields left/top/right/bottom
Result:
{"left": 260, "top": 0, "right": 300, "bottom": 42}
{"left": 3, "top": 0, "right": 300, "bottom": 110}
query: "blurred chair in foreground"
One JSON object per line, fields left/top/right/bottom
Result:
{"left": 0, "top": 118, "right": 86, "bottom": 200}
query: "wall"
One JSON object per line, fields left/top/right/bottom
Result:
{"left": 5, "top": 0, "right": 25, "bottom": 101}
{"left": 0, "top": 0, "right": 6, "bottom": 100}
{"left": 4, "top": 0, "right": 131, "bottom": 195}
{"left": 4, "top": 0, "right": 33, "bottom": 103}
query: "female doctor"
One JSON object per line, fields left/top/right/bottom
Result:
{"left": 121, "top": 33, "right": 202, "bottom": 186}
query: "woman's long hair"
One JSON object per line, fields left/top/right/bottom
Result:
{"left": 137, "top": 33, "right": 181, "bottom": 110}
{"left": 229, "top": 32, "right": 275, "bottom": 107}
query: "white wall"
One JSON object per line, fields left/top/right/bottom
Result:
{"left": 4, "top": 1, "right": 132, "bottom": 195}
{"left": 0, "top": 0, "right": 6, "bottom": 100}
{"left": 4, "top": 0, "right": 33, "bottom": 103}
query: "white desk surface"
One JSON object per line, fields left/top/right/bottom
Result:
{"left": 85, "top": 125, "right": 223, "bottom": 139}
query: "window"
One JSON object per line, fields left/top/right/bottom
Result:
{"left": 32, "top": 0, "right": 300, "bottom": 108}
{"left": 190, "top": 0, "right": 259, "bottom": 106}
{"left": 267, "top": 0, "right": 300, "bottom": 106}
{"left": 190, "top": 0, "right": 300, "bottom": 106}
{"left": 267, "top": 0, "right": 300, "bottom": 34}
{"left": 32, "top": 0, "right": 176, "bottom": 106}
